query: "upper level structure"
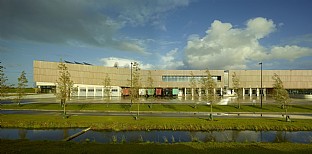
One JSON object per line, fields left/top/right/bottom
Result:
{"left": 33, "top": 60, "right": 312, "bottom": 96}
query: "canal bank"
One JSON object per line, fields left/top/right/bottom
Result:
{"left": 1, "top": 128, "right": 312, "bottom": 144}
{"left": 1, "top": 114, "right": 312, "bottom": 131}
{"left": 1, "top": 139, "right": 312, "bottom": 154}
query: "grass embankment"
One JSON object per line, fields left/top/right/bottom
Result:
{"left": 2, "top": 103, "right": 312, "bottom": 113}
{"left": 1, "top": 114, "right": 312, "bottom": 131}
{"left": 1, "top": 140, "right": 312, "bottom": 154}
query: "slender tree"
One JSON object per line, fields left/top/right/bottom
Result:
{"left": 232, "top": 72, "right": 242, "bottom": 109}
{"left": 272, "top": 73, "right": 291, "bottom": 122}
{"left": 146, "top": 70, "right": 154, "bottom": 108}
{"left": 16, "top": 71, "right": 28, "bottom": 106}
{"left": 56, "top": 60, "right": 74, "bottom": 117}
{"left": 189, "top": 71, "right": 198, "bottom": 108}
{"left": 103, "top": 73, "right": 111, "bottom": 107}
{"left": 201, "top": 69, "right": 217, "bottom": 120}
{"left": 130, "top": 62, "right": 141, "bottom": 119}
{"left": 0, "top": 62, "right": 8, "bottom": 100}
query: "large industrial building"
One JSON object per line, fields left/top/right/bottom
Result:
{"left": 33, "top": 60, "right": 312, "bottom": 98}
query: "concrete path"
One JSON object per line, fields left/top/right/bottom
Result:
{"left": 1, "top": 109, "right": 312, "bottom": 119}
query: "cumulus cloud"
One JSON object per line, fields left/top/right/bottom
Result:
{"left": 268, "top": 45, "right": 312, "bottom": 61}
{"left": 159, "top": 48, "right": 184, "bottom": 69}
{"left": 0, "top": 0, "right": 190, "bottom": 54}
{"left": 100, "top": 57, "right": 153, "bottom": 70}
{"left": 100, "top": 48, "right": 184, "bottom": 70}
{"left": 184, "top": 17, "right": 312, "bottom": 70}
{"left": 246, "top": 17, "right": 276, "bottom": 39}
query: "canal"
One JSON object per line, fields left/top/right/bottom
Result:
{"left": 1, "top": 129, "right": 311, "bottom": 144}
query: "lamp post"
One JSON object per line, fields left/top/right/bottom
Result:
{"left": 259, "top": 62, "right": 263, "bottom": 117}
{"left": 131, "top": 62, "right": 133, "bottom": 105}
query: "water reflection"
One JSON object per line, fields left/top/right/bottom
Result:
{"left": 1, "top": 129, "right": 311, "bottom": 144}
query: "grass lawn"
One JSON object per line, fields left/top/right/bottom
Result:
{"left": 1, "top": 139, "right": 312, "bottom": 154}
{"left": 1, "top": 114, "right": 312, "bottom": 131}
{"left": 2, "top": 103, "right": 312, "bottom": 113}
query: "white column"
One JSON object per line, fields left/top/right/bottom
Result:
{"left": 220, "top": 88, "right": 223, "bottom": 96}
{"left": 214, "top": 88, "right": 216, "bottom": 95}
{"left": 256, "top": 88, "right": 259, "bottom": 97}
{"left": 94, "top": 87, "right": 96, "bottom": 97}
{"left": 102, "top": 87, "right": 104, "bottom": 97}
{"left": 242, "top": 88, "right": 245, "bottom": 97}
{"left": 198, "top": 88, "right": 201, "bottom": 97}
{"left": 263, "top": 88, "right": 266, "bottom": 96}
{"left": 78, "top": 87, "right": 80, "bottom": 97}
{"left": 249, "top": 88, "right": 252, "bottom": 96}
{"left": 86, "top": 87, "right": 88, "bottom": 97}
{"left": 184, "top": 88, "right": 187, "bottom": 100}
{"left": 191, "top": 88, "right": 194, "bottom": 97}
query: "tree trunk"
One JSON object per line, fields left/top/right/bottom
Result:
{"left": 137, "top": 102, "right": 140, "bottom": 119}
{"left": 210, "top": 103, "right": 213, "bottom": 121}
{"left": 63, "top": 99, "right": 66, "bottom": 116}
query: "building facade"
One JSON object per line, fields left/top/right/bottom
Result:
{"left": 33, "top": 60, "right": 312, "bottom": 97}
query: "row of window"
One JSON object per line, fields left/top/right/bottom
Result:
{"left": 79, "top": 88, "right": 119, "bottom": 92}
{"left": 162, "top": 76, "right": 221, "bottom": 82}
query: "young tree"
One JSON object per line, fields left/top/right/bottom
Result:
{"left": 189, "top": 71, "right": 198, "bottom": 108}
{"left": 103, "top": 73, "right": 111, "bottom": 107}
{"left": 131, "top": 62, "right": 141, "bottom": 119}
{"left": 56, "top": 60, "right": 74, "bottom": 117}
{"left": 113, "top": 62, "right": 119, "bottom": 68}
{"left": 146, "top": 70, "right": 154, "bottom": 108}
{"left": 16, "top": 71, "right": 28, "bottom": 106}
{"left": 232, "top": 72, "right": 242, "bottom": 109}
{"left": 272, "top": 73, "right": 291, "bottom": 122}
{"left": 201, "top": 69, "right": 217, "bottom": 120}
{"left": 0, "top": 62, "right": 8, "bottom": 100}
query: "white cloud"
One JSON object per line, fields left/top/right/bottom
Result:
{"left": 184, "top": 17, "right": 312, "bottom": 70}
{"left": 246, "top": 17, "right": 276, "bottom": 39}
{"left": 268, "top": 45, "right": 312, "bottom": 61}
{"left": 100, "top": 57, "right": 153, "bottom": 70}
{"left": 159, "top": 48, "right": 184, "bottom": 69}
{"left": 100, "top": 48, "right": 184, "bottom": 70}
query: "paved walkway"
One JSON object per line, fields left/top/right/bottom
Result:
{"left": 2, "top": 109, "right": 312, "bottom": 119}
{"left": 2, "top": 94, "right": 312, "bottom": 105}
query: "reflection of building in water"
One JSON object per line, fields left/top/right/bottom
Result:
{"left": 34, "top": 60, "right": 312, "bottom": 98}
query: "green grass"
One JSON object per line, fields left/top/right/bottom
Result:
{"left": 1, "top": 114, "right": 312, "bottom": 131}
{"left": 2, "top": 103, "right": 312, "bottom": 113}
{"left": 1, "top": 140, "right": 312, "bottom": 154}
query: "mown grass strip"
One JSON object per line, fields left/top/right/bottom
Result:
{"left": 1, "top": 114, "right": 312, "bottom": 131}
{"left": 1, "top": 140, "right": 312, "bottom": 154}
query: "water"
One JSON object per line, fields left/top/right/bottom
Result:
{"left": 1, "top": 129, "right": 311, "bottom": 144}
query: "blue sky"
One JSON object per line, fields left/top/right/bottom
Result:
{"left": 1, "top": 0, "right": 312, "bottom": 86}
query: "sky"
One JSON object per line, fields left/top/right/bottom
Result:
{"left": 1, "top": 0, "right": 312, "bottom": 86}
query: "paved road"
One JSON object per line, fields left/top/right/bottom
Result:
{"left": 1, "top": 109, "right": 312, "bottom": 119}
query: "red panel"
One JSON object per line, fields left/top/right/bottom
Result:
{"left": 156, "top": 88, "right": 162, "bottom": 96}
{"left": 123, "top": 88, "right": 129, "bottom": 96}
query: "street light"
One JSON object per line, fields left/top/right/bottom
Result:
{"left": 131, "top": 62, "right": 133, "bottom": 105}
{"left": 259, "top": 62, "right": 263, "bottom": 117}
